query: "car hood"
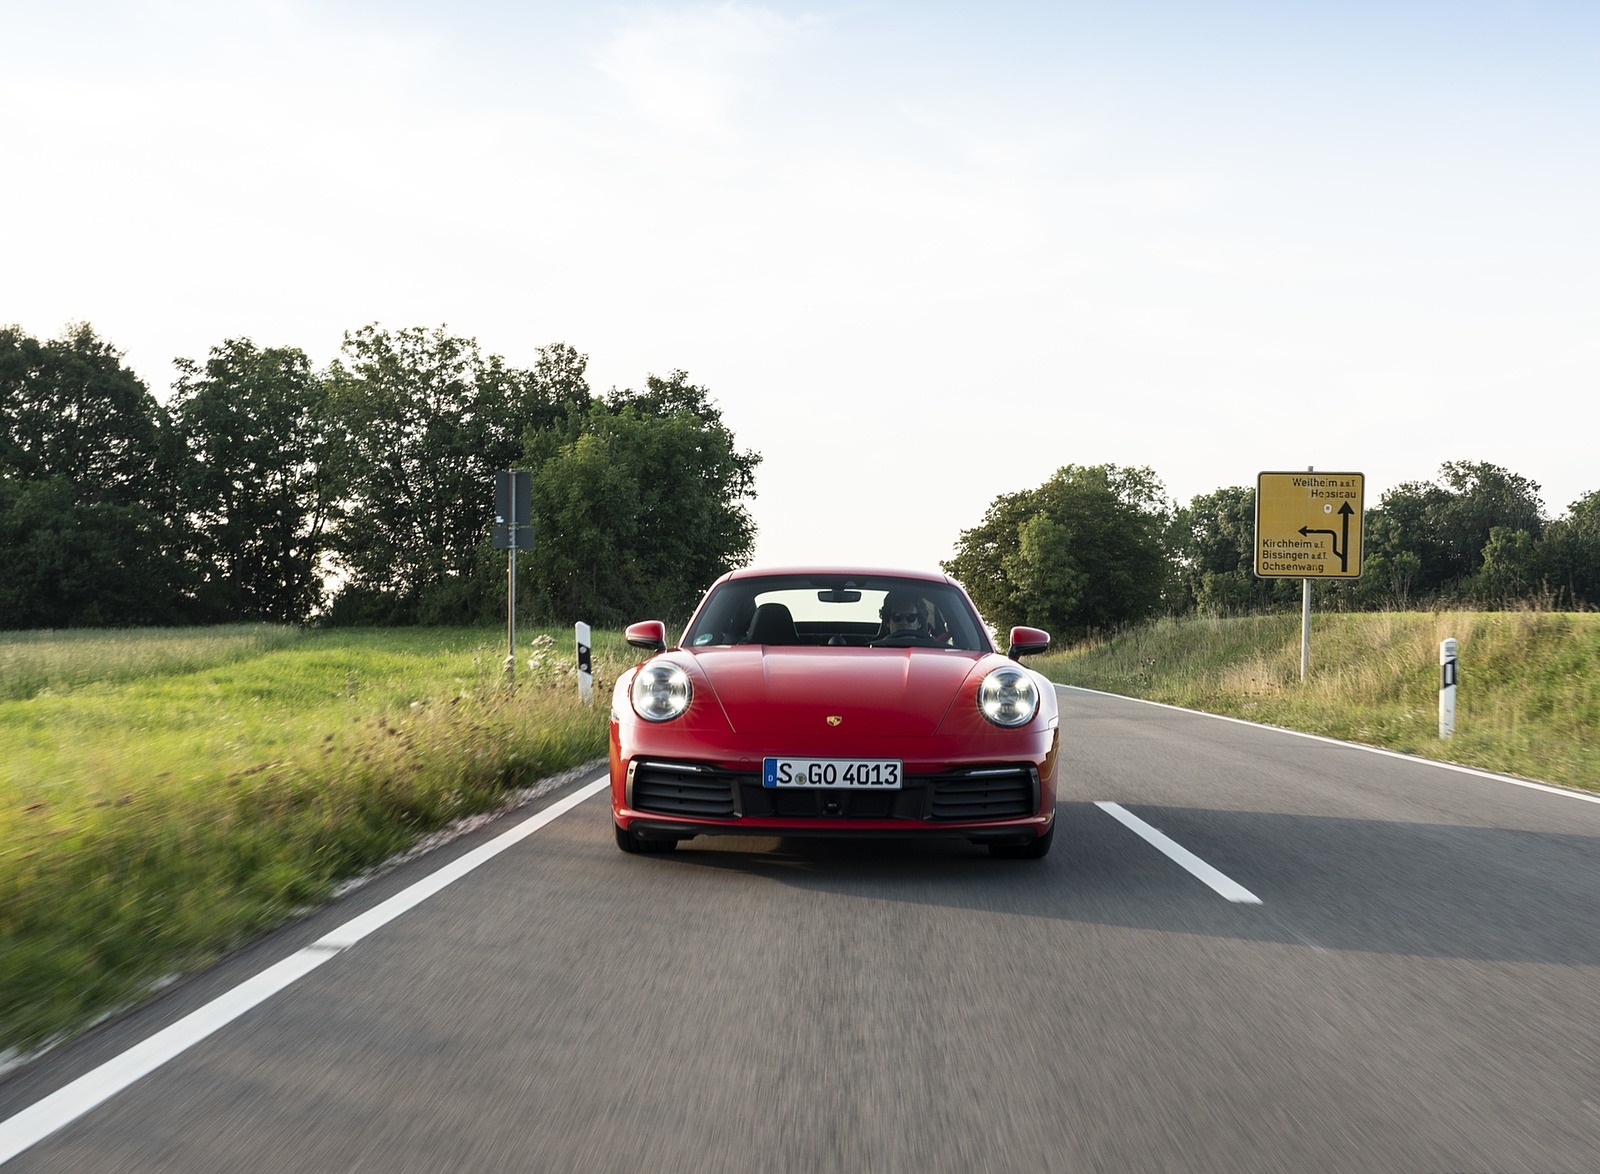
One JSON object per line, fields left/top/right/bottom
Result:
{"left": 685, "top": 646, "right": 990, "bottom": 736}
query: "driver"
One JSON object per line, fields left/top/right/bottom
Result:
{"left": 881, "top": 593, "right": 931, "bottom": 639}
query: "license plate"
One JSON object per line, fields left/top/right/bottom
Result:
{"left": 762, "top": 757, "right": 903, "bottom": 789}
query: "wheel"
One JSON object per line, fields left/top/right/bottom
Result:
{"left": 614, "top": 821, "right": 679, "bottom": 854}
{"left": 989, "top": 822, "right": 1054, "bottom": 860}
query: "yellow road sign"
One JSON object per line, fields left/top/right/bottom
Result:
{"left": 1255, "top": 472, "right": 1365, "bottom": 578}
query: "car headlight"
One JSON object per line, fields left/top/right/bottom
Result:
{"left": 631, "top": 662, "right": 692, "bottom": 722}
{"left": 977, "top": 667, "right": 1038, "bottom": 728}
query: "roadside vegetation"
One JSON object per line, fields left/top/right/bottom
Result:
{"left": 1034, "top": 609, "right": 1600, "bottom": 794}
{"left": 946, "top": 460, "right": 1600, "bottom": 643}
{"left": 0, "top": 625, "right": 628, "bottom": 1060}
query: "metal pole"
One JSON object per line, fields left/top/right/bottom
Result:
{"left": 1301, "top": 577, "right": 1311, "bottom": 681}
{"left": 505, "top": 530, "right": 517, "bottom": 683}
{"left": 1300, "top": 465, "right": 1312, "bottom": 681}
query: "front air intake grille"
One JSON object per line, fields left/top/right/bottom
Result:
{"left": 632, "top": 761, "right": 1038, "bottom": 824}
{"left": 631, "top": 761, "right": 739, "bottom": 817}
{"left": 927, "top": 766, "right": 1036, "bottom": 821}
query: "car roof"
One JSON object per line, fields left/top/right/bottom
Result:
{"left": 718, "top": 566, "right": 954, "bottom": 585}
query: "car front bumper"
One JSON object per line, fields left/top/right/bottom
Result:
{"left": 613, "top": 754, "right": 1055, "bottom": 845}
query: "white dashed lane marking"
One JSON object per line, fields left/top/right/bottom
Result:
{"left": 1095, "top": 801, "right": 1264, "bottom": 905}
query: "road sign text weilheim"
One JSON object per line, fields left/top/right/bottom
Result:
{"left": 1255, "top": 472, "right": 1365, "bottom": 579}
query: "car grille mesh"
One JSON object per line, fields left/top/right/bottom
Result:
{"left": 630, "top": 760, "right": 1036, "bottom": 822}
{"left": 630, "top": 762, "right": 739, "bottom": 818}
{"left": 927, "top": 767, "right": 1035, "bottom": 820}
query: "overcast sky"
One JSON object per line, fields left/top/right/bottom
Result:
{"left": 5, "top": 1, "right": 1597, "bottom": 572}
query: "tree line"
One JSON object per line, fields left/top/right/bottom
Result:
{"left": 1, "top": 323, "right": 759, "bottom": 629}
{"left": 947, "top": 462, "right": 1600, "bottom": 641}
{"left": 8, "top": 321, "right": 1594, "bottom": 641}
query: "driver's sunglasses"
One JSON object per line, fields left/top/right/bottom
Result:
{"left": 890, "top": 611, "right": 922, "bottom": 623}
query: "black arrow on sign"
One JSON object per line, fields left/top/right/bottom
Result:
{"left": 1299, "top": 502, "right": 1355, "bottom": 572}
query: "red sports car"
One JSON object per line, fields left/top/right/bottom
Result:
{"left": 609, "top": 567, "right": 1059, "bottom": 858}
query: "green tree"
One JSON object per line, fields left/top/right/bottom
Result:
{"left": 1369, "top": 479, "right": 1451, "bottom": 597}
{"left": 1473, "top": 526, "right": 1538, "bottom": 603}
{"left": 0, "top": 324, "right": 191, "bottom": 626}
{"left": 945, "top": 464, "right": 1170, "bottom": 639}
{"left": 527, "top": 374, "right": 760, "bottom": 625}
{"left": 1004, "top": 514, "right": 1089, "bottom": 627}
{"left": 323, "top": 327, "right": 584, "bottom": 624}
{"left": 1435, "top": 460, "right": 1545, "bottom": 580}
{"left": 1165, "top": 485, "right": 1298, "bottom": 615}
{"left": 0, "top": 476, "right": 188, "bottom": 627}
{"left": 1534, "top": 489, "right": 1600, "bottom": 607}
{"left": 1372, "top": 462, "right": 1546, "bottom": 600}
{"left": 1337, "top": 513, "right": 1424, "bottom": 610}
{"left": 940, "top": 486, "right": 1039, "bottom": 628}
{"left": 0, "top": 323, "right": 176, "bottom": 497}
{"left": 517, "top": 341, "right": 596, "bottom": 456}
{"left": 170, "top": 339, "right": 340, "bottom": 623}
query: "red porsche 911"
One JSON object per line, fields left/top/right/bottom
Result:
{"left": 609, "top": 568, "right": 1059, "bottom": 858}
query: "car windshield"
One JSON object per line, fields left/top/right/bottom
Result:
{"left": 683, "top": 574, "right": 991, "bottom": 652}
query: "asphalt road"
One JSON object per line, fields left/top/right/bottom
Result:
{"left": 3, "top": 685, "right": 1599, "bottom": 1173}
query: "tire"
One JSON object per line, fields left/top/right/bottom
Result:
{"left": 615, "top": 821, "right": 679, "bottom": 854}
{"left": 989, "top": 822, "right": 1054, "bottom": 860}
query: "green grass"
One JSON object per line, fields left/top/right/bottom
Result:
{"left": 0, "top": 624, "right": 307, "bottom": 702}
{"left": 0, "top": 626, "right": 627, "bottom": 1059}
{"left": 1033, "top": 610, "right": 1600, "bottom": 793}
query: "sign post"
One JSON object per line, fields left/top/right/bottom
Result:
{"left": 1440, "top": 638, "right": 1458, "bottom": 738}
{"left": 1255, "top": 469, "right": 1365, "bottom": 680}
{"left": 494, "top": 470, "right": 534, "bottom": 683}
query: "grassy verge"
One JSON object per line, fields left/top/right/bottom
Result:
{"left": 0, "top": 625, "right": 627, "bottom": 1059}
{"left": 1032, "top": 610, "right": 1600, "bottom": 793}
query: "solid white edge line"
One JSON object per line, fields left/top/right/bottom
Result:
{"left": 1095, "top": 801, "right": 1263, "bottom": 905}
{"left": 1057, "top": 684, "right": 1600, "bottom": 806}
{"left": 0, "top": 775, "right": 610, "bottom": 1167}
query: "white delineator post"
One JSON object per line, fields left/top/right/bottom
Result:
{"left": 576, "top": 621, "right": 593, "bottom": 704}
{"left": 1439, "top": 637, "right": 1458, "bottom": 738}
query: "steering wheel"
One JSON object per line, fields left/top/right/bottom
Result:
{"left": 869, "top": 632, "right": 946, "bottom": 648}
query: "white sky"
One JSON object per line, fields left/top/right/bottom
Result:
{"left": 4, "top": 1, "right": 1598, "bottom": 572}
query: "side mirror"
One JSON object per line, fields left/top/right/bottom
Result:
{"left": 625, "top": 620, "right": 668, "bottom": 654}
{"left": 1007, "top": 626, "right": 1050, "bottom": 659}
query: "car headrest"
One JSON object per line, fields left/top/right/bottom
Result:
{"left": 744, "top": 601, "right": 797, "bottom": 645}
